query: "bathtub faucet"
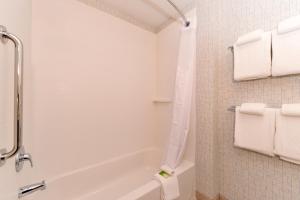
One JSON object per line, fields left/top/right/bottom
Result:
{"left": 18, "top": 180, "right": 46, "bottom": 198}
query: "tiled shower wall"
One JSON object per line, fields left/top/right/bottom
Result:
{"left": 196, "top": 0, "right": 300, "bottom": 199}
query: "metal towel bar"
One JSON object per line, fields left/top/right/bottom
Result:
{"left": 227, "top": 105, "right": 281, "bottom": 112}
{"left": 0, "top": 25, "right": 23, "bottom": 165}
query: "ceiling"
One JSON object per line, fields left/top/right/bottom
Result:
{"left": 79, "top": 0, "right": 195, "bottom": 33}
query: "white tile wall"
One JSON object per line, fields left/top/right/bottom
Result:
{"left": 196, "top": 0, "right": 300, "bottom": 199}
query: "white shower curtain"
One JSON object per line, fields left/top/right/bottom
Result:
{"left": 164, "top": 10, "right": 197, "bottom": 170}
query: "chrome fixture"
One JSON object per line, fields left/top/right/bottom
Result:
{"left": 228, "top": 105, "right": 281, "bottom": 112}
{"left": 18, "top": 181, "right": 46, "bottom": 198}
{"left": 166, "top": 0, "right": 190, "bottom": 27}
{"left": 0, "top": 25, "right": 8, "bottom": 43}
{"left": 0, "top": 25, "right": 24, "bottom": 166}
{"left": 228, "top": 46, "right": 234, "bottom": 52}
{"left": 15, "top": 147, "right": 33, "bottom": 172}
{"left": 0, "top": 149, "right": 7, "bottom": 167}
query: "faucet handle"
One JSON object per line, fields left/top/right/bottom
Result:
{"left": 21, "top": 153, "right": 33, "bottom": 167}
{"left": 15, "top": 147, "right": 33, "bottom": 172}
{"left": 18, "top": 180, "right": 46, "bottom": 198}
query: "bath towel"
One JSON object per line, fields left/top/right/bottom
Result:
{"left": 234, "top": 105, "right": 276, "bottom": 156}
{"left": 233, "top": 30, "right": 272, "bottom": 81}
{"left": 274, "top": 106, "right": 300, "bottom": 164}
{"left": 272, "top": 16, "right": 300, "bottom": 76}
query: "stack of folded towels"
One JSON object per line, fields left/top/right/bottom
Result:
{"left": 234, "top": 103, "right": 300, "bottom": 165}
{"left": 233, "top": 15, "right": 300, "bottom": 80}
{"left": 233, "top": 30, "right": 272, "bottom": 81}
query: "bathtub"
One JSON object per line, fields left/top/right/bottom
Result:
{"left": 27, "top": 148, "right": 196, "bottom": 200}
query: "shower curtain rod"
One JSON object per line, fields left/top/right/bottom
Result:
{"left": 166, "top": 0, "right": 190, "bottom": 27}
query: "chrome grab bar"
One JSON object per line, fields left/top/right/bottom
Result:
{"left": 0, "top": 25, "right": 23, "bottom": 164}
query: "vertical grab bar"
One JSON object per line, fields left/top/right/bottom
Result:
{"left": 0, "top": 25, "right": 23, "bottom": 164}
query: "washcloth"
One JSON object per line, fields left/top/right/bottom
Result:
{"left": 239, "top": 103, "right": 266, "bottom": 115}
{"left": 281, "top": 104, "right": 300, "bottom": 117}
{"left": 236, "top": 29, "right": 264, "bottom": 46}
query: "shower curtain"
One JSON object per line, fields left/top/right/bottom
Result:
{"left": 164, "top": 10, "right": 197, "bottom": 170}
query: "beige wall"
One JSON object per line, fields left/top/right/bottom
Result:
{"left": 196, "top": 0, "right": 300, "bottom": 199}
{"left": 31, "top": 0, "right": 157, "bottom": 179}
{"left": 156, "top": 22, "right": 180, "bottom": 157}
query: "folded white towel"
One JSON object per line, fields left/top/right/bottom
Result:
{"left": 234, "top": 107, "right": 276, "bottom": 156}
{"left": 155, "top": 173, "right": 180, "bottom": 200}
{"left": 278, "top": 15, "right": 300, "bottom": 34}
{"left": 234, "top": 31, "right": 272, "bottom": 81}
{"left": 240, "top": 103, "right": 266, "bottom": 115}
{"left": 281, "top": 104, "right": 300, "bottom": 117}
{"left": 274, "top": 109, "right": 300, "bottom": 163}
{"left": 236, "top": 29, "right": 264, "bottom": 46}
{"left": 272, "top": 22, "right": 300, "bottom": 76}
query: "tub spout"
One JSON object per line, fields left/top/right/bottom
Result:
{"left": 18, "top": 181, "right": 46, "bottom": 198}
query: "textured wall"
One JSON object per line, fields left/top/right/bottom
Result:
{"left": 196, "top": 0, "right": 300, "bottom": 199}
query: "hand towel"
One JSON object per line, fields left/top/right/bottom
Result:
{"left": 234, "top": 30, "right": 272, "bottom": 81}
{"left": 234, "top": 106, "right": 276, "bottom": 156}
{"left": 281, "top": 104, "right": 300, "bottom": 117}
{"left": 274, "top": 109, "right": 300, "bottom": 164}
{"left": 272, "top": 16, "right": 300, "bottom": 76}
{"left": 236, "top": 29, "right": 264, "bottom": 46}
{"left": 278, "top": 15, "right": 300, "bottom": 34}
{"left": 240, "top": 103, "right": 266, "bottom": 115}
{"left": 154, "top": 172, "right": 180, "bottom": 200}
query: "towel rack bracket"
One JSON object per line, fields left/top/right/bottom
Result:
{"left": 228, "top": 106, "right": 236, "bottom": 112}
{"left": 0, "top": 25, "right": 8, "bottom": 44}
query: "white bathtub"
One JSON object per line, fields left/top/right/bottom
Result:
{"left": 27, "top": 148, "right": 196, "bottom": 200}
